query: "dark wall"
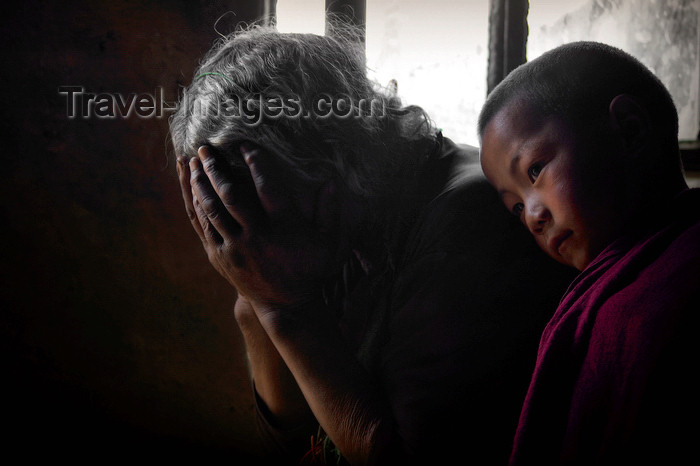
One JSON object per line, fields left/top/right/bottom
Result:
{"left": 0, "top": 1, "right": 266, "bottom": 461}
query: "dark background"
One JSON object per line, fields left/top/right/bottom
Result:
{"left": 1, "top": 1, "right": 268, "bottom": 461}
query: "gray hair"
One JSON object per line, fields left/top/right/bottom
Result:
{"left": 169, "top": 23, "right": 436, "bottom": 200}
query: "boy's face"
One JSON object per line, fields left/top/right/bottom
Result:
{"left": 480, "top": 100, "right": 625, "bottom": 271}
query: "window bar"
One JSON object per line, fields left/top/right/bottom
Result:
{"left": 487, "top": 0, "right": 529, "bottom": 95}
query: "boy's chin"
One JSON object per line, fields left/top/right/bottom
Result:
{"left": 548, "top": 249, "right": 590, "bottom": 271}
{"left": 571, "top": 257, "right": 590, "bottom": 272}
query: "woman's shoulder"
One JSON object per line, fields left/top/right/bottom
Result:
{"left": 400, "top": 136, "right": 529, "bottom": 262}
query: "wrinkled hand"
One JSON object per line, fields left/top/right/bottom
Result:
{"left": 176, "top": 143, "right": 345, "bottom": 311}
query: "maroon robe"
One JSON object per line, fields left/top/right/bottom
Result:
{"left": 510, "top": 188, "right": 700, "bottom": 465}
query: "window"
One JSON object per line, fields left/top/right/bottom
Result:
{"left": 275, "top": 0, "right": 489, "bottom": 146}
{"left": 365, "top": 0, "right": 489, "bottom": 146}
{"left": 276, "top": 0, "right": 325, "bottom": 34}
{"left": 276, "top": 0, "right": 698, "bottom": 156}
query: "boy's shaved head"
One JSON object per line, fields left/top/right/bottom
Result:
{"left": 478, "top": 41, "right": 681, "bottom": 174}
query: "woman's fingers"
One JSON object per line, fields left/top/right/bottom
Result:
{"left": 197, "top": 146, "right": 266, "bottom": 231}
{"left": 241, "top": 143, "right": 293, "bottom": 219}
{"left": 189, "top": 157, "right": 241, "bottom": 243}
{"left": 192, "top": 189, "right": 224, "bottom": 245}
{"left": 177, "top": 157, "right": 206, "bottom": 244}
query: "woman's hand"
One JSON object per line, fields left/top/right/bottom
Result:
{"left": 176, "top": 143, "right": 345, "bottom": 314}
{"left": 177, "top": 145, "right": 393, "bottom": 464}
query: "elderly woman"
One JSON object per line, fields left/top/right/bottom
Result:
{"left": 170, "top": 25, "right": 573, "bottom": 465}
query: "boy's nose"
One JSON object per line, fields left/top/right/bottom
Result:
{"left": 525, "top": 202, "right": 551, "bottom": 235}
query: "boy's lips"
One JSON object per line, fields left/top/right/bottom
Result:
{"left": 550, "top": 230, "right": 573, "bottom": 256}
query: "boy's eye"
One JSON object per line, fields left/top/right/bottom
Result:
{"left": 512, "top": 202, "right": 524, "bottom": 217}
{"left": 528, "top": 162, "right": 543, "bottom": 181}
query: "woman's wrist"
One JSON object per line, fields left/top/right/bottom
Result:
{"left": 253, "top": 294, "right": 332, "bottom": 339}
{"left": 233, "top": 295, "right": 259, "bottom": 327}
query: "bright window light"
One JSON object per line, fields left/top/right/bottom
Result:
{"left": 275, "top": 1, "right": 489, "bottom": 146}
{"left": 275, "top": 0, "right": 326, "bottom": 35}
{"left": 366, "top": 0, "right": 489, "bottom": 146}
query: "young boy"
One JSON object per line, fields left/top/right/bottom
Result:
{"left": 478, "top": 41, "right": 699, "bottom": 465}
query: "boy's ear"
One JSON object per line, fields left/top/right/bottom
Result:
{"left": 608, "top": 94, "right": 651, "bottom": 157}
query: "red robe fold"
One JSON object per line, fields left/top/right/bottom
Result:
{"left": 510, "top": 188, "right": 700, "bottom": 466}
